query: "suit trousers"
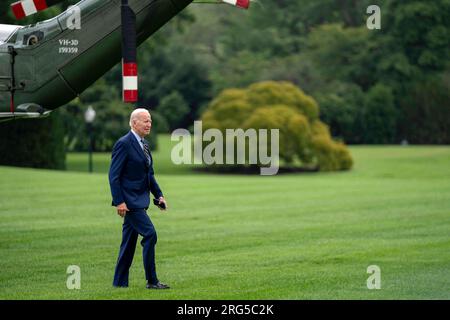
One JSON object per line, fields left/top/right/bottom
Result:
{"left": 113, "top": 209, "right": 158, "bottom": 287}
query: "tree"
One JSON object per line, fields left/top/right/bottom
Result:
{"left": 316, "top": 82, "right": 365, "bottom": 144}
{"left": 157, "top": 91, "right": 190, "bottom": 131}
{"left": 59, "top": 80, "right": 159, "bottom": 152}
{"left": 0, "top": 112, "right": 66, "bottom": 170}
{"left": 201, "top": 81, "right": 353, "bottom": 172}
{"left": 398, "top": 73, "right": 450, "bottom": 144}
{"left": 361, "top": 84, "right": 397, "bottom": 144}
{"left": 137, "top": 44, "right": 212, "bottom": 128}
{"left": 377, "top": 0, "right": 450, "bottom": 143}
{"left": 182, "top": 0, "right": 450, "bottom": 145}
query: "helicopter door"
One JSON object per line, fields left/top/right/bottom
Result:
{"left": 0, "top": 50, "right": 13, "bottom": 115}
{"left": 0, "top": 25, "right": 21, "bottom": 102}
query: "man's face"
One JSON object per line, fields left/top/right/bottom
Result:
{"left": 133, "top": 112, "right": 152, "bottom": 137}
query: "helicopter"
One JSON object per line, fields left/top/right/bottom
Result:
{"left": 0, "top": 0, "right": 250, "bottom": 121}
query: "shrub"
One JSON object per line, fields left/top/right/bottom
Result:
{"left": 201, "top": 81, "right": 353, "bottom": 172}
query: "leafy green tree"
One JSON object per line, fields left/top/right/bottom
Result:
{"left": 157, "top": 91, "right": 190, "bottom": 131}
{"left": 381, "top": 0, "right": 449, "bottom": 76}
{"left": 0, "top": 112, "right": 66, "bottom": 169}
{"left": 316, "top": 82, "right": 365, "bottom": 144}
{"left": 361, "top": 84, "right": 397, "bottom": 144}
{"left": 184, "top": 0, "right": 449, "bottom": 145}
{"left": 244, "top": 105, "right": 314, "bottom": 165}
{"left": 398, "top": 74, "right": 450, "bottom": 144}
{"left": 149, "top": 110, "right": 169, "bottom": 135}
{"left": 105, "top": 44, "right": 212, "bottom": 129}
{"left": 377, "top": 0, "right": 450, "bottom": 143}
{"left": 138, "top": 44, "right": 212, "bottom": 128}
{"left": 201, "top": 81, "right": 353, "bottom": 171}
{"left": 59, "top": 84, "right": 159, "bottom": 152}
{"left": 306, "top": 24, "right": 376, "bottom": 91}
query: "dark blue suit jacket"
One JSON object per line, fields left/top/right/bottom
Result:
{"left": 109, "top": 131, "right": 163, "bottom": 210}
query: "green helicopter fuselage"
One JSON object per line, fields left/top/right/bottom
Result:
{"left": 0, "top": 0, "right": 193, "bottom": 120}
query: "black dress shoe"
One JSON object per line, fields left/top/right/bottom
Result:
{"left": 146, "top": 282, "right": 170, "bottom": 289}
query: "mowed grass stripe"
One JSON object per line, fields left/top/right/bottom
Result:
{"left": 0, "top": 145, "right": 449, "bottom": 299}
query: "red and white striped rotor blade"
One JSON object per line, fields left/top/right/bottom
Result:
{"left": 122, "top": 62, "right": 138, "bottom": 103}
{"left": 10, "top": 0, "right": 64, "bottom": 20}
{"left": 221, "top": 0, "right": 250, "bottom": 9}
{"left": 121, "top": 0, "right": 138, "bottom": 103}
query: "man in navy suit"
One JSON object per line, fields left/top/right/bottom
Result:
{"left": 109, "top": 108, "right": 169, "bottom": 289}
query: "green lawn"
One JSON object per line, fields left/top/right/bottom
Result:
{"left": 0, "top": 138, "right": 449, "bottom": 299}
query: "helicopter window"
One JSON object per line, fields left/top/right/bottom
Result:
{"left": 13, "top": 17, "right": 63, "bottom": 48}
{"left": 23, "top": 31, "right": 44, "bottom": 46}
{"left": 7, "top": 32, "right": 18, "bottom": 44}
{"left": 0, "top": 24, "right": 22, "bottom": 45}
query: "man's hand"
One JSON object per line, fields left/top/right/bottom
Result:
{"left": 158, "top": 196, "right": 168, "bottom": 211}
{"left": 117, "top": 202, "right": 129, "bottom": 217}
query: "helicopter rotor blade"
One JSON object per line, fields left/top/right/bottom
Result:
{"left": 121, "top": 0, "right": 138, "bottom": 103}
{"left": 222, "top": 0, "right": 250, "bottom": 9}
{"left": 10, "top": 0, "right": 65, "bottom": 20}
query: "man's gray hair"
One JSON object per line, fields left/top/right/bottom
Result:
{"left": 129, "top": 108, "right": 150, "bottom": 127}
